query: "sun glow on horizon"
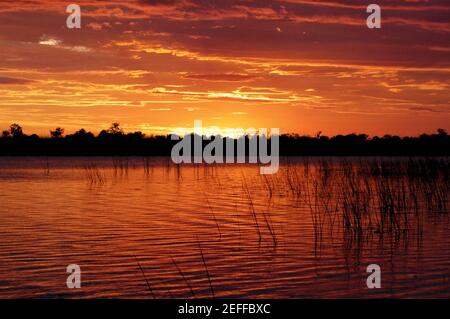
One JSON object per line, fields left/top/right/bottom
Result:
{"left": 0, "top": 0, "right": 449, "bottom": 136}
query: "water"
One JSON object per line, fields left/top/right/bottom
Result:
{"left": 0, "top": 157, "right": 449, "bottom": 298}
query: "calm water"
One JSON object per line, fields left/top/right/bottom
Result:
{"left": 0, "top": 157, "right": 448, "bottom": 298}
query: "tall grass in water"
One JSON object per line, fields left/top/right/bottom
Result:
{"left": 306, "top": 160, "right": 340, "bottom": 241}
{"left": 171, "top": 256, "right": 196, "bottom": 298}
{"left": 112, "top": 158, "right": 129, "bottom": 176}
{"left": 135, "top": 256, "right": 155, "bottom": 298}
{"left": 197, "top": 239, "right": 215, "bottom": 298}
{"left": 242, "top": 175, "right": 262, "bottom": 243}
{"left": 242, "top": 175, "right": 277, "bottom": 246}
{"left": 44, "top": 157, "right": 50, "bottom": 176}
{"left": 284, "top": 160, "right": 303, "bottom": 198}
{"left": 276, "top": 158, "right": 449, "bottom": 242}
{"left": 203, "top": 191, "right": 222, "bottom": 240}
{"left": 83, "top": 163, "right": 106, "bottom": 185}
{"left": 143, "top": 157, "right": 153, "bottom": 176}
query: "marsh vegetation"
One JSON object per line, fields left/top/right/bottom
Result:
{"left": 0, "top": 157, "right": 448, "bottom": 298}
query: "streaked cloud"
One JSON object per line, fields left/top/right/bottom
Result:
{"left": 0, "top": 0, "right": 448, "bottom": 136}
{"left": 0, "top": 76, "right": 33, "bottom": 84}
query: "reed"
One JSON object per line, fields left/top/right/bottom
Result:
{"left": 44, "top": 157, "right": 50, "bottom": 176}
{"left": 135, "top": 256, "right": 155, "bottom": 298}
{"left": 112, "top": 157, "right": 129, "bottom": 176}
{"left": 203, "top": 191, "right": 222, "bottom": 240}
{"left": 262, "top": 209, "right": 277, "bottom": 246}
{"left": 287, "top": 158, "right": 449, "bottom": 242}
{"left": 143, "top": 157, "right": 153, "bottom": 175}
{"left": 171, "top": 256, "right": 196, "bottom": 298}
{"left": 83, "top": 162, "right": 105, "bottom": 184}
{"left": 284, "top": 161, "right": 302, "bottom": 197}
{"left": 196, "top": 239, "right": 215, "bottom": 298}
{"left": 242, "top": 175, "right": 262, "bottom": 243}
{"left": 262, "top": 174, "right": 273, "bottom": 198}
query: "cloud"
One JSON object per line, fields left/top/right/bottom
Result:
{"left": 184, "top": 107, "right": 201, "bottom": 112}
{"left": 38, "top": 36, "right": 91, "bottom": 53}
{"left": 409, "top": 106, "right": 442, "bottom": 113}
{"left": 183, "top": 73, "right": 258, "bottom": 82}
{"left": 1, "top": 0, "right": 449, "bottom": 136}
{"left": 87, "top": 22, "right": 113, "bottom": 31}
{"left": 150, "top": 85, "right": 311, "bottom": 103}
{"left": 149, "top": 108, "right": 172, "bottom": 111}
{"left": 0, "top": 76, "right": 33, "bottom": 84}
{"left": 39, "top": 37, "right": 62, "bottom": 46}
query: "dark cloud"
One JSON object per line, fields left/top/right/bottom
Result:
{"left": 0, "top": 0, "right": 448, "bottom": 136}
{"left": 138, "top": 0, "right": 178, "bottom": 5}
{"left": 0, "top": 76, "right": 32, "bottom": 84}
{"left": 183, "top": 73, "right": 258, "bottom": 82}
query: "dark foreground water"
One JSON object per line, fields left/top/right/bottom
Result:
{"left": 0, "top": 157, "right": 448, "bottom": 298}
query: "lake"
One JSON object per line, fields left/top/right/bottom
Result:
{"left": 0, "top": 157, "right": 449, "bottom": 298}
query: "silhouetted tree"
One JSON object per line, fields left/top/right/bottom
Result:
{"left": 127, "top": 131, "right": 145, "bottom": 139}
{"left": 74, "top": 128, "right": 86, "bottom": 136}
{"left": 9, "top": 123, "right": 23, "bottom": 138}
{"left": 70, "top": 128, "right": 95, "bottom": 139}
{"left": 107, "top": 122, "right": 123, "bottom": 135}
{"left": 50, "top": 127, "right": 65, "bottom": 138}
{"left": 0, "top": 123, "right": 449, "bottom": 156}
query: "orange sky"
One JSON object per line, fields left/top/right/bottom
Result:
{"left": 0, "top": 0, "right": 449, "bottom": 136}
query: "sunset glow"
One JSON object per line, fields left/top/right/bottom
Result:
{"left": 0, "top": 0, "right": 449, "bottom": 136}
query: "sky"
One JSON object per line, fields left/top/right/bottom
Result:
{"left": 0, "top": 0, "right": 449, "bottom": 137}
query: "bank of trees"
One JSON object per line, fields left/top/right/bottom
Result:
{"left": 0, "top": 123, "right": 448, "bottom": 156}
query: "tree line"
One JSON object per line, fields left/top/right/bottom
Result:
{"left": 1, "top": 123, "right": 449, "bottom": 156}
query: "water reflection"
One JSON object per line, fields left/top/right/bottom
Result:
{"left": 0, "top": 157, "right": 448, "bottom": 298}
